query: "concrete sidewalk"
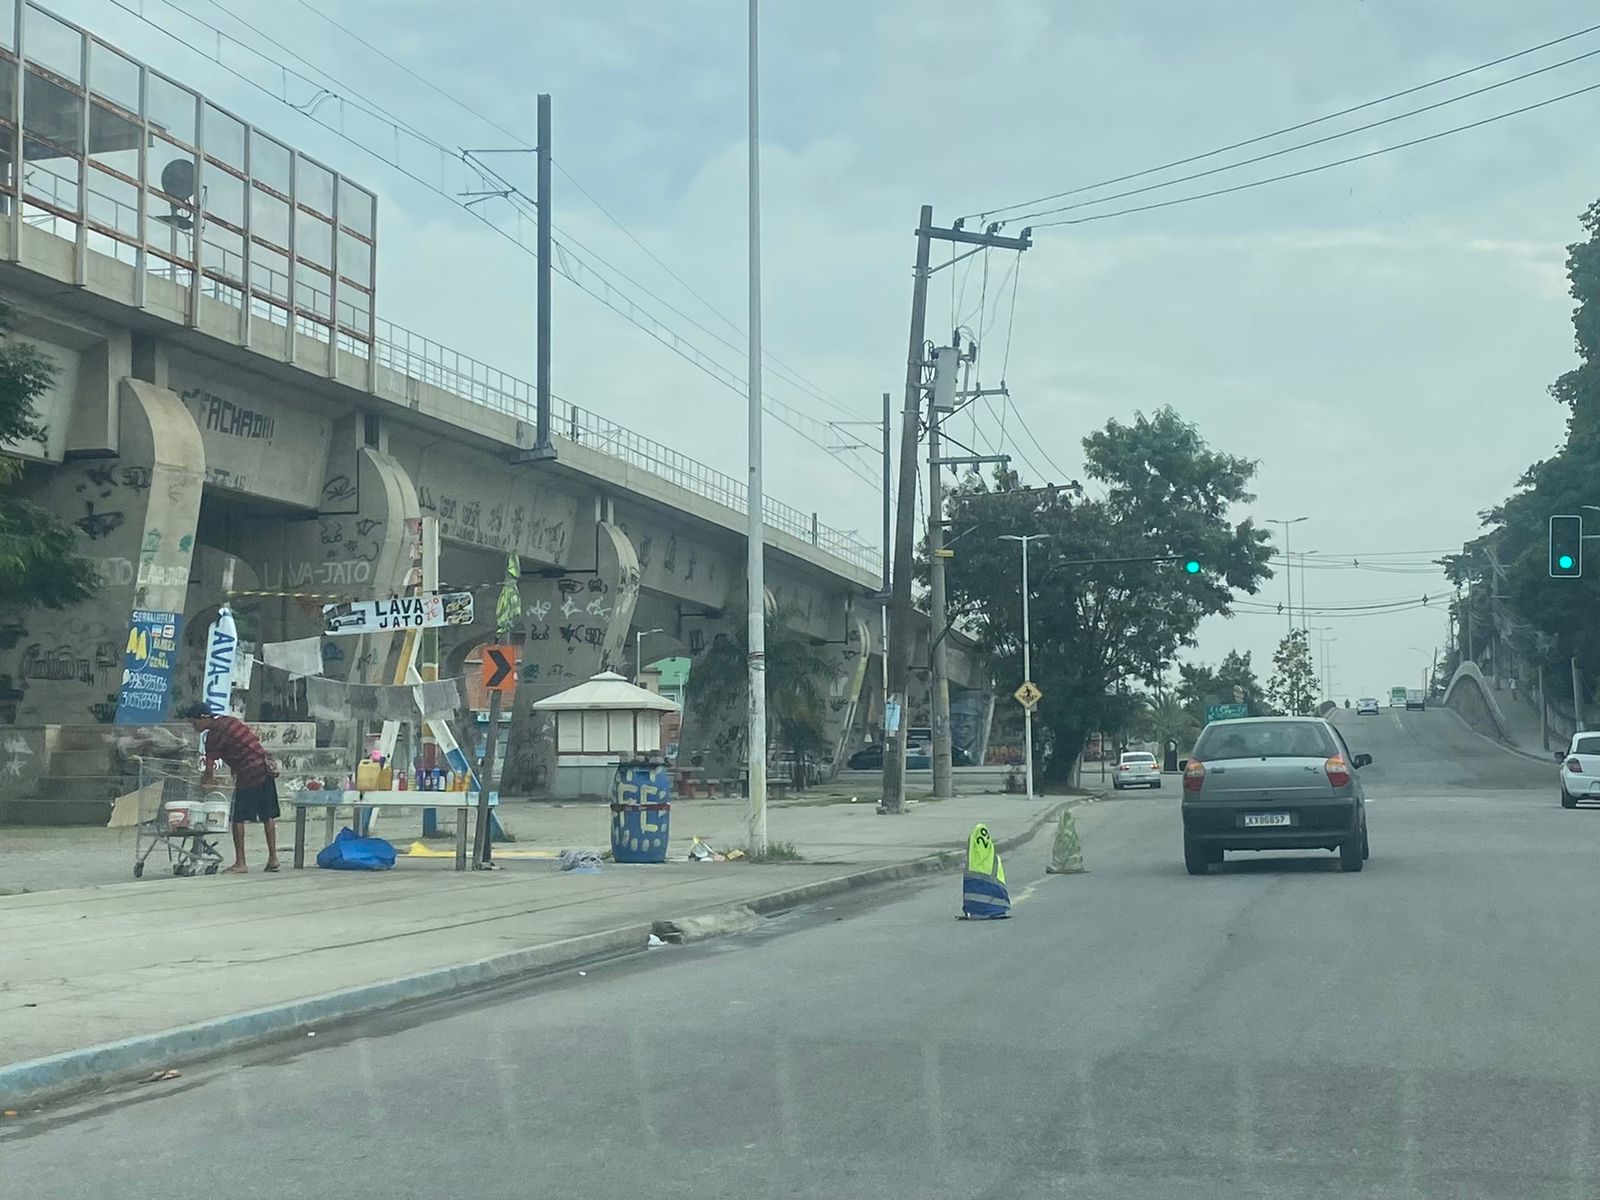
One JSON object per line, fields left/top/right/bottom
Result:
{"left": 0, "top": 792, "right": 1076, "bottom": 1107}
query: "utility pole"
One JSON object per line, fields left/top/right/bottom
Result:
{"left": 882, "top": 208, "right": 1030, "bottom": 815}
{"left": 880, "top": 206, "right": 932, "bottom": 817}
{"left": 1572, "top": 656, "right": 1584, "bottom": 734}
{"left": 926, "top": 345, "right": 960, "bottom": 799}
{"left": 744, "top": 0, "right": 768, "bottom": 852}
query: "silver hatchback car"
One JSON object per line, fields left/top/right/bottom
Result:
{"left": 1181, "top": 716, "right": 1371, "bottom": 875}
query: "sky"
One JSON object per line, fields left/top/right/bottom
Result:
{"left": 50, "top": 0, "right": 1599, "bottom": 699}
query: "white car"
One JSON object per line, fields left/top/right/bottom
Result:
{"left": 1356, "top": 697, "right": 1380, "bottom": 716}
{"left": 1557, "top": 732, "right": 1600, "bottom": 808}
{"left": 1113, "top": 751, "right": 1162, "bottom": 790}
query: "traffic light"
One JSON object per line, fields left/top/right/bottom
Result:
{"left": 1182, "top": 558, "right": 1201, "bottom": 575}
{"left": 1550, "top": 514, "right": 1583, "bottom": 578}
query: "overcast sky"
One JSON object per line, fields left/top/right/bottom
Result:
{"left": 57, "top": 0, "right": 1598, "bottom": 698}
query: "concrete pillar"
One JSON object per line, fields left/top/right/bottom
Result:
{"left": 244, "top": 431, "right": 420, "bottom": 688}
{"left": 817, "top": 614, "right": 873, "bottom": 775}
{"left": 497, "top": 522, "right": 640, "bottom": 793}
{"left": 0, "top": 378, "right": 203, "bottom": 726}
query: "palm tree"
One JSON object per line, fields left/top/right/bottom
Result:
{"left": 1142, "top": 693, "right": 1199, "bottom": 755}
{"left": 688, "top": 603, "right": 834, "bottom": 791}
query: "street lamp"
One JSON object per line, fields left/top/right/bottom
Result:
{"left": 1267, "top": 516, "right": 1308, "bottom": 635}
{"left": 1298, "top": 549, "right": 1319, "bottom": 631}
{"left": 1000, "top": 534, "right": 1047, "bottom": 801}
{"left": 635, "top": 628, "right": 664, "bottom": 684}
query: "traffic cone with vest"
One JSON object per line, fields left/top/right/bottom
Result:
{"left": 1046, "top": 806, "right": 1085, "bottom": 874}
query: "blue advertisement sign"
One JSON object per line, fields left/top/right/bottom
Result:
{"left": 114, "top": 609, "right": 183, "bottom": 725}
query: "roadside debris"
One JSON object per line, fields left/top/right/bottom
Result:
{"left": 144, "top": 1069, "right": 181, "bottom": 1083}
{"left": 558, "top": 849, "right": 603, "bottom": 874}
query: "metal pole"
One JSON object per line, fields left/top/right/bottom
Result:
{"left": 881, "top": 391, "right": 892, "bottom": 595}
{"left": 881, "top": 205, "right": 934, "bottom": 816}
{"left": 1021, "top": 537, "right": 1035, "bottom": 802}
{"left": 473, "top": 688, "right": 502, "bottom": 867}
{"left": 927, "top": 348, "right": 956, "bottom": 800}
{"left": 1539, "top": 664, "right": 1550, "bottom": 751}
{"left": 744, "top": 0, "right": 768, "bottom": 852}
{"left": 535, "top": 93, "right": 554, "bottom": 455}
{"left": 1572, "top": 656, "right": 1584, "bottom": 734}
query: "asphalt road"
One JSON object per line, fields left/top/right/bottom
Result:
{"left": 5, "top": 708, "right": 1598, "bottom": 1199}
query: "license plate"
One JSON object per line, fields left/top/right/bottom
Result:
{"left": 1243, "top": 813, "right": 1291, "bottom": 827}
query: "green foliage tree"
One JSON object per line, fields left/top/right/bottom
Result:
{"left": 1138, "top": 691, "right": 1199, "bottom": 753}
{"left": 939, "top": 407, "right": 1274, "bottom": 778}
{"left": 688, "top": 604, "right": 834, "bottom": 791}
{"left": 1266, "top": 628, "right": 1318, "bottom": 716}
{"left": 1176, "top": 649, "right": 1265, "bottom": 723}
{"left": 1443, "top": 198, "right": 1600, "bottom": 694}
{"left": 0, "top": 301, "right": 98, "bottom": 609}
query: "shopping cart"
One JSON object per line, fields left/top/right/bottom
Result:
{"left": 132, "top": 758, "right": 227, "bottom": 878}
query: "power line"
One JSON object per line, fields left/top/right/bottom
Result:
{"left": 270, "top": 0, "right": 862, "bottom": 423}
{"left": 110, "top": 0, "right": 879, "bottom": 482}
{"left": 1001, "top": 43, "right": 1600, "bottom": 227}
{"left": 964, "top": 20, "right": 1600, "bottom": 222}
{"left": 1030, "top": 80, "right": 1600, "bottom": 229}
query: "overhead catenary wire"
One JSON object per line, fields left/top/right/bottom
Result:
{"left": 963, "top": 20, "right": 1600, "bottom": 223}
{"left": 115, "top": 0, "right": 880, "bottom": 484}
{"left": 1028, "top": 80, "right": 1600, "bottom": 229}
{"left": 253, "top": 0, "right": 864, "bottom": 423}
{"left": 999, "top": 43, "right": 1600, "bottom": 227}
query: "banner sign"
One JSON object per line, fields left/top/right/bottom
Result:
{"left": 114, "top": 609, "right": 183, "bottom": 725}
{"left": 322, "top": 591, "right": 475, "bottom": 636}
{"left": 203, "top": 606, "right": 238, "bottom": 715}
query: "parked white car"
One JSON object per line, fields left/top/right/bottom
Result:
{"left": 1556, "top": 733, "right": 1600, "bottom": 809}
{"left": 1113, "top": 751, "right": 1162, "bottom": 790}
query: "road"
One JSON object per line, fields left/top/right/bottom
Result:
{"left": 5, "top": 708, "right": 1598, "bottom": 1199}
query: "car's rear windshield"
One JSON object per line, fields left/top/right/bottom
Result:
{"left": 1573, "top": 736, "right": 1600, "bottom": 756}
{"left": 1193, "top": 721, "right": 1337, "bottom": 760}
{"left": 1120, "top": 753, "right": 1154, "bottom": 763}
{"left": 1360, "top": 698, "right": 1378, "bottom": 704}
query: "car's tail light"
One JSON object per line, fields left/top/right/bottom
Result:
{"left": 1567, "top": 757, "right": 1581, "bottom": 773}
{"left": 1183, "top": 760, "right": 1205, "bottom": 792}
{"left": 1325, "top": 756, "right": 1351, "bottom": 787}
{"left": 1149, "top": 763, "right": 1158, "bottom": 771}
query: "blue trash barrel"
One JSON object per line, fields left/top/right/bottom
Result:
{"left": 611, "top": 762, "right": 671, "bottom": 864}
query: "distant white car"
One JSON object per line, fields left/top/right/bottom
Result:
{"left": 1557, "top": 733, "right": 1600, "bottom": 809}
{"left": 1113, "top": 751, "right": 1162, "bottom": 790}
{"left": 1356, "top": 697, "right": 1380, "bottom": 716}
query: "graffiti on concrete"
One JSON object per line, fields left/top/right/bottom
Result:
{"left": 73, "top": 502, "right": 125, "bottom": 540}
{"left": 186, "top": 387, "right": 278, "bottom": 440}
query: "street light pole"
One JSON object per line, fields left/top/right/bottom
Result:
{"left": 1267, "top": 516, "right": 1308, "bottom": 635}
{"left": 1001, "top": 534, "right": 1047, "bottom": 801}
{"left": 744, "top": 0, "right": 768, "bottom": 853}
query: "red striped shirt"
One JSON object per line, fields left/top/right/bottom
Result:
{"left": 204, "top": 717, "right": 275, "bottom": 788}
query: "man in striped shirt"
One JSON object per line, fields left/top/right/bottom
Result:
{"left": 182, "top": 704, "right": 280, "bottom": 874}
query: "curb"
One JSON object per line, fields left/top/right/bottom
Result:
{"left": 1441, "top": 706, "right": 1556, "bottom": 765}
{"left": 0, "top": 797, "right": 1075, "bottom": 1110}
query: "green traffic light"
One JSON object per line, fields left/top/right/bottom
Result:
{"left": 1560, "top": 554, "right": 1576, "bottom": 570}
{"left": 1184, "top": 559, "right": 1201, "bottom": 574}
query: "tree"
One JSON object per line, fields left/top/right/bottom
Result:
{"left": 939, "top": 407, "right": 1274, "bottom": 779}
{"left": 688, "top": 604, "right": 835, "bottom": 791}
{"left": 0, "top": 300, "right": 98, "bottom": 608}
{"left": 1177, "top": 649, "right": 1265, "bottom": 724}
{"left": 1139, "top": 692, "right": 1199, "bottom": 753}
{"left": 1266, "top": 628, "right": 1318, "bottom": 716}
{"left": 1442, "top": 197, "right": 1600, "bottom": 694}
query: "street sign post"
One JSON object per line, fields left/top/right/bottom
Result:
{"left": 1014, "top": 680, "right": 1042, "bottom": 710}
{"left": 481, "top": 645, "right": 517, "bottom": 694}
{"left": 322, "top": 591, "right": 475, "bottom": 636}
{"left": 1206, "top": 703, "right": 1248, "bottom": 722}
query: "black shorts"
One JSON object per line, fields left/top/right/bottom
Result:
{"left": 231, "top": 778, "right": 280, "bottom": 823}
